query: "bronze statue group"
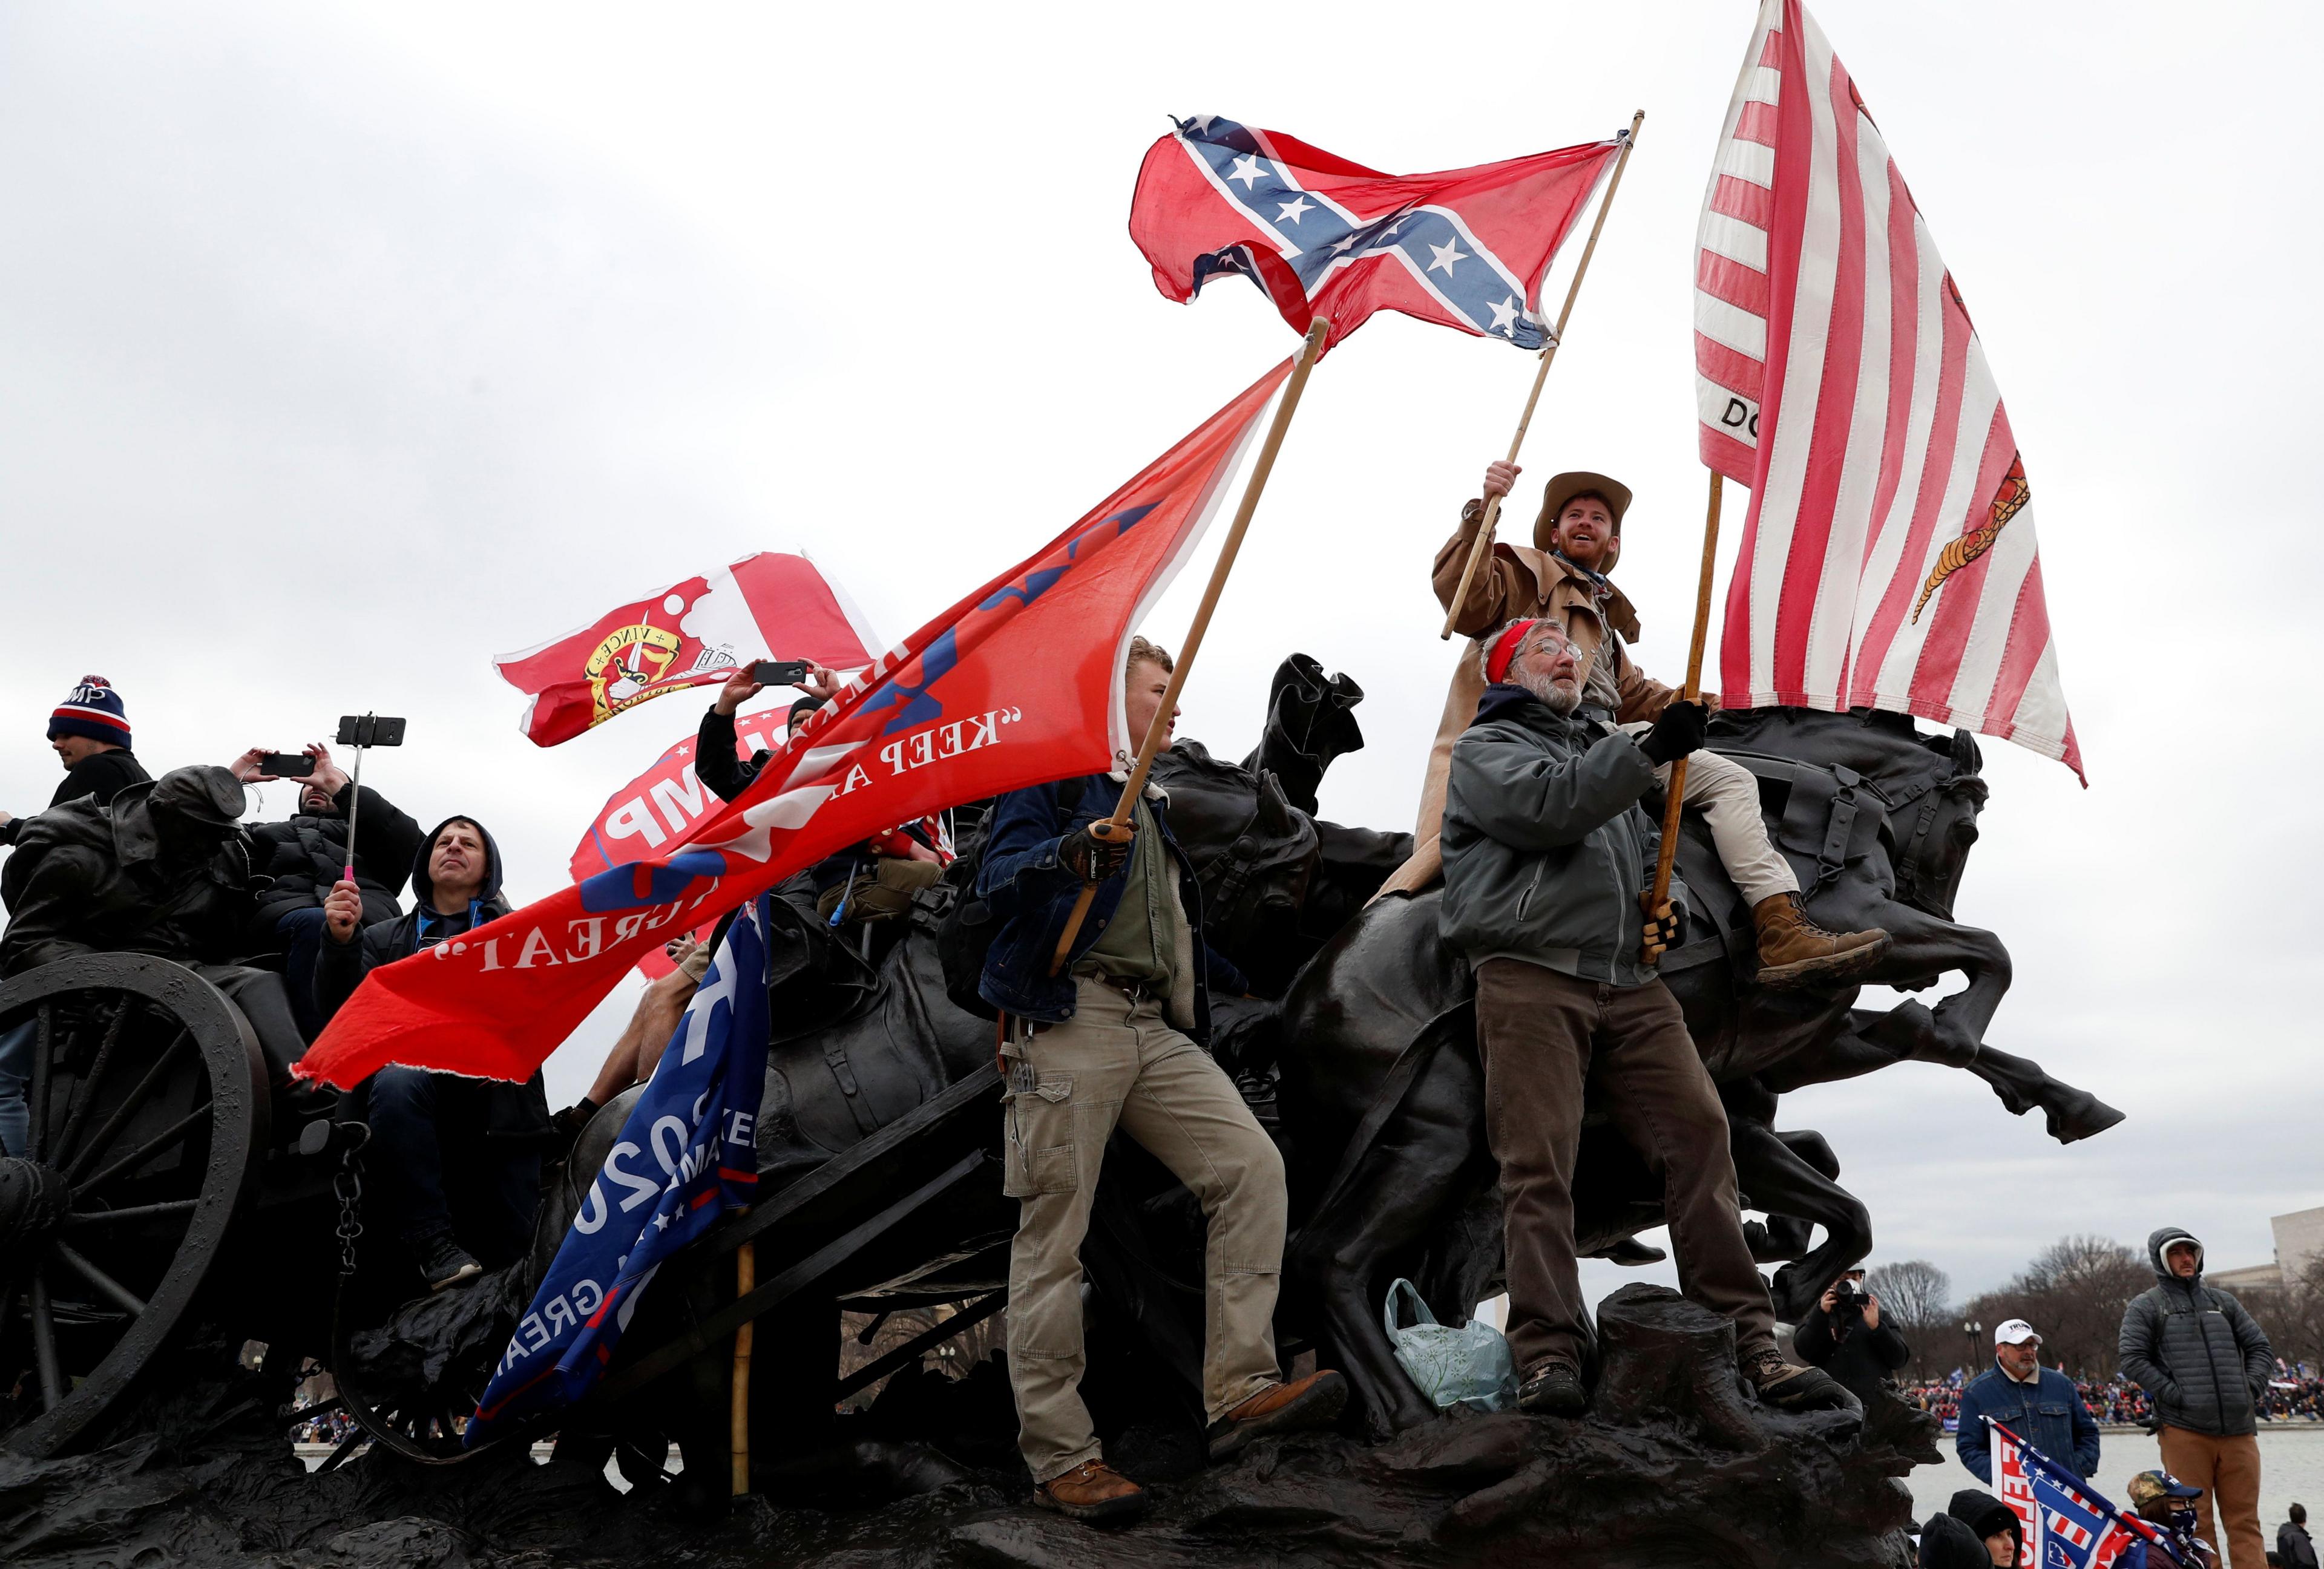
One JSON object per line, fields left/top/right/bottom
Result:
{"left": 970, "top": 459, "right": 1895, "bottom": 1523}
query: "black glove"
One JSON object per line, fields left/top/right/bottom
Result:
{"left": 1640, "top": 893, "right": 1681, "bottom": 965}
{"left": 1636, "top": 699, "right": 1708, "bottom": 767}
{"left": 1060, "top": 821, "right": 1134, "bottom": 882}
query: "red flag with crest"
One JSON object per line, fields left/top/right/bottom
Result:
{"left": 295, "top": 362, "right": 1291, "bottom": 1088}
{"left": 494, "top": 552, "right": 877, "bottom": 747}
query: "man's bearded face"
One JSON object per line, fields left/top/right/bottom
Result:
{"left": 1511, "top": 629, "right": 1583, "bottom": 715}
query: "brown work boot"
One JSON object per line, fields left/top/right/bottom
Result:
{"left": 1205, "top": 1369, "right": 1349, "bottom": 1461}
{"left": 1740, "top": 1348, "right": 1854, "bottom": 1412}
{"left": 1750, "top": 893, "right": 1891, "bottom": 988}
{"left": 1032, "top": 1459, "right": 1147, "bottom": 1524}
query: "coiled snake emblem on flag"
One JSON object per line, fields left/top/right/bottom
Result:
{"left": 1911, "top": 453, "right": 2028, "bottom": 624}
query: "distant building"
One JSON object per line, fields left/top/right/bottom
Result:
{"left": 2208, "top": 1207, "right": 2324, "bottom": 1292}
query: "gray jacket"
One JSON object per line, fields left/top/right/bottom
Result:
{"left": 1440, "top": 683, "right": 1686, "bottom": 987}
{"left": 2118, "top": 1226, "right": 2273, "bottom": 1437}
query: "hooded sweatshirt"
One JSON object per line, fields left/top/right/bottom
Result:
{"left": 311, "top": 815, "right": 510, "bottom": 1023}
{"left": 1944, "top": 1490, "right": 2022, "bottom": 1567}
{"left": 2118, "top": 1226, "right": 2274, "bottom": 1436}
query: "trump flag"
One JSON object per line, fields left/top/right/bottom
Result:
{"left": 1696, "top": 1, "right": 2081, "bottom": 781}
{"left": 466, "top": 894, "right": 772, "bottom": 1445}
{"left": 1132, "top": 116, "right": 1625, "bottom": 351}
{"left": 294, "top": 360, "right": 1290, "bottom": 1089}
{"left": 495, "top": 552, "right": 877, "bottom": 747}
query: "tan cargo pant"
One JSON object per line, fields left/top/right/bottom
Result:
{"left": 1003, "top": 978, "right": 1287, "bottom": 1482}
{"left": 2158, "top": 1426, "right": 2264, "bottom": 1568}
{"left": 1614, "top": 723, "right": 1797, "bottom": 907}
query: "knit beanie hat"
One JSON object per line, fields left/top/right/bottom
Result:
{"left": 48, "top": 675, "right": 131, "bottom": 747}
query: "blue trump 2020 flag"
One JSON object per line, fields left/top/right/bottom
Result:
{"left": 467, "top": 896, "right": 770, "bottom": 1444}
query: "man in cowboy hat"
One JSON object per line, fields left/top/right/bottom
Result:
{"left": 1379, "top": 461, "right": 1887, "bottom": 988}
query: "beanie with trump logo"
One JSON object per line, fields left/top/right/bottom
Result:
{"left": 48, "top": 675, "right": 131, "bottom": 747}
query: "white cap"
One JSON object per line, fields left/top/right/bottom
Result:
{"left": 1994, "top": 1318, "right": 2041, "bottom": 1346}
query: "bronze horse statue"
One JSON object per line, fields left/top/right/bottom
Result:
{"left": 347, "top": 658, "right": 2118, "bottom": 1479}
{"left": 1273, "top": 701, "right": 2122, "bottom": 1437}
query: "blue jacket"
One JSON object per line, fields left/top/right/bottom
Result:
{"left": 1954, "top": 1363, "right": 2101, "bottom": 1482}
{"left": 974, "top": 773, "right": 1247, "bottom": 1035}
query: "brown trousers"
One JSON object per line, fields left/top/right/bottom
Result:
{"left": 1473, "top": 958, "right": 1777, "bottom": 1373}
{"left": 2158, "top": 1426, "right": 2264, "bottom": 1568}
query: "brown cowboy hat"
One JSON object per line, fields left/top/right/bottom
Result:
{"left": 1532, "top": 471, "right": 1633, "bottom": 552}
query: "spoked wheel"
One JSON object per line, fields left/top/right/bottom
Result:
{"left": 0, "top": 954, "right": 266, "bottom": 1458}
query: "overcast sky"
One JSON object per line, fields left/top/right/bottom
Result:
{"left": 2, "top": 2, "right": 2316, "bottom": 1306}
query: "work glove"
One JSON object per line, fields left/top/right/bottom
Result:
{"left": 1636, "top": 699, "right": 1709, "bottom": 767}
{"left": 1640, "top": 891, "right": 1681, "bottom": 965}
{"left": 1060, "top": 819, "right": 1134, "bottom": 882}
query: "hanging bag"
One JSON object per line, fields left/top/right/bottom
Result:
{"left": 1382, "top": 1277, "right": 1517, "bottom": 1413}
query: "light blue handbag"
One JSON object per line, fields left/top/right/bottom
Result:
{"left": 1382, "top": 1278, "right": 1518, "bottom": 1413}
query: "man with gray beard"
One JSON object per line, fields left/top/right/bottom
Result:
{"left": 1440, "top": 617, "right": 1848, "bottom": 1418}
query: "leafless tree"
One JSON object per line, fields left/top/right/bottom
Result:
{"left": 1865, "top": 1260, "right": 1953, "bottom": 1380}
{"left": 1966, "top": 1236, "right": 2149, "bottom": 1378}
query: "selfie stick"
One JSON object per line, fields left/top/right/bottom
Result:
{"left": 342, "top": 715, "right": 370, "bottom": 884}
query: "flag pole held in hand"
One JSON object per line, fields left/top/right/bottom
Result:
{"left": 1048, "top": 317, "right": 1333, "bottom": 976}
{"left": 1648, "top": 471, "right": 1723, "bottom": 919}
{"left": 1441, "top": 111, "right": 1646, "bottom": 641}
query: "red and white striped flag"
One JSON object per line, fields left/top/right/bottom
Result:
{"left": 1695, "top": 0, "right": 2083, "bottom": 782}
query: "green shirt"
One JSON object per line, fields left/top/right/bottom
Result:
{"left": 1078, "top": 798, "right": 1178, "bottom": 994}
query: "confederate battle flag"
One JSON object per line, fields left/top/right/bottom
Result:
{"left": 494, "top": 552, "right": 877, "bottom": 747}
{"left": 1132, "top": 116, "right": 1626, "bottom": 350}
{"left": 295, "top": 361, "right": 1291, "bottom": 1090}
{"left": 1695, "top": 0, "right": 2081, "bottom": 780}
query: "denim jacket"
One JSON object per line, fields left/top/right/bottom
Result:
{"left": 1954, "top": 1363, "right": 2101, "bottom": 1482}
{"left": 974, "top": 772, "right": 1248, "bottom": 1036}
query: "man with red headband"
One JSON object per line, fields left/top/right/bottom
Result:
{"left": 1382, "top": 463, "right": 1886, "bottom": 989}
{"left": 1441, "top": 615, "right": 1849, "bottom": 1417}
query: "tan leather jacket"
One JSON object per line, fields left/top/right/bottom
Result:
{"left": 1376, "top": 499, "right": 1676, "bottom": 898}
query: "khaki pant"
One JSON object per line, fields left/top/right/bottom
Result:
{"left": 1474, "top": 958, "right": 1777, "bottom": 1374}
{"left": 1613, "top": 723, "right": 1797, "bottom": 907}
{"left": 2158, "top": 1426, "right": 2264, "bottom": 1568}
{"left": 1003, "top": 979, "right": 1287, "bottom": 1482}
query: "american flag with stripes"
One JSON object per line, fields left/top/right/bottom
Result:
{"left": 1695, "top": 0, "right": 2083, "bottom": 782}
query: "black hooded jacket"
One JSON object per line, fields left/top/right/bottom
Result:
{"left": 2118, "top": 1226, "right": 2273, "bottom": 1436}
{"left": 311, "top": 817, "right": 549, "bottom": 1135}
{"left": 0, "top": 747, "right": 150, "bottom": 847}
{"left": 1932, "top": 1490, "right": 2021, "bottom": 1567}
{"left": 0, "top": 767, "right": 256, "bottom": 977}
{"left": 248, "top": 780, "right": 424, "bottom": 938}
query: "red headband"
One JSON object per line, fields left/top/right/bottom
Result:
{"left": 1485, "top": 620, "right": 1538, "bottom": 685}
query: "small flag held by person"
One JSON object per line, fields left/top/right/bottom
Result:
{"left": 294, "top": 359, "right": 1293, "bottom": 1092}
{"left": 1988, "top": 1419, "right": 2196, "bottom": 1567}
{"left": 494, "top": 552, "right": 877, "bottom": 747}
{"left": 1132, "top": 116, "right": 1626, "bottom": 351}
{"left": 1695, "top": 0, "right": 2081, "bottom": 781}
{"left": 465, "top": 895, "right": 772, "bottom": 1444}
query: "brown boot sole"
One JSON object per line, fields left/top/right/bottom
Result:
{"left": 1754, "top": 933, "right": 1892, "bottom": 989}
{"left": 1206, "top": 1371, "right": 1350, "bottom": 1462}
{"left": 1031, "top": 1483, "right": 1148, "bottom": 1524}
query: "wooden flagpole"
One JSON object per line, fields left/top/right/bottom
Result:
{"left": 1649, "top": 470, "right": 1723, "bottom": 913}
{"left": 730, "top": 1236, "right": 754, "bottom": 1496}
{"left": 1048, "top": 315, "right": 1333, "bottom": 975}
{"left": 1440, "top": 110, "right": 1646, "bottom": 640}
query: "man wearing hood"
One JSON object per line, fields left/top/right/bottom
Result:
{"left": 229, "top": 741, "right": 424, "bottom": 1038}
{"left": 1438, "top": 616, "right": 1848, "bottom": 1418}
{"left": 317, "top": 816, "right": 551, "bottom": 1291}
{"left": 2120, "top": 1229, "right": 2273, "bottom": 1567}
{"left": 0, "top": 765, "right": 310, "bottom": 1153}
{"left": 1383, "top": 462, "right": 1888, "bottom": 989}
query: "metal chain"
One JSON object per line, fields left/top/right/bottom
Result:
{"left": 333, "top": 1126, "right": 370, "bottom": 1279}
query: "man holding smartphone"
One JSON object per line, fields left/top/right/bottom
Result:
{"left": 229, "top": 740, "right": 424, "bottom": 1038}
{"left": 698, "top": 659, "right": 950, "bottom": 927}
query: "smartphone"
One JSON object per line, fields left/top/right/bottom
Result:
{"left": 751, "top": 660, "right": 812, "bottom": 686}
{"left": 335, "top": 715, "right": 408, "bottom": 748}
{"left": 259, "top": 752, "right": 316, "bottom": 778}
